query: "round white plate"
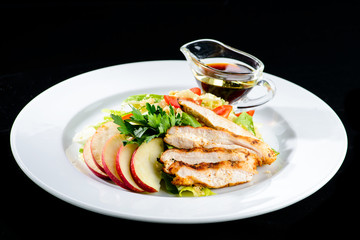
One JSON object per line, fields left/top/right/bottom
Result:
{"left": 10, "top": 60, "right": 347, "bottom": 223}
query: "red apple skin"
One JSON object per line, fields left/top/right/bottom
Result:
{"left": 130, "top": 148, "right": 158, "bottom": 193}
{"left": 84, "top": 159, "right": 109, "bottom": 180}
{"left": 116, "top": 145, "right": 144, "bottom": 193}
{"left": 101, "top": 134, "right": 129, "bottom": 190}
{"left": 83, "top": 138, "right": 109, "bottom": 180}
{"left": 102, "top": 162, "right": 129, "bottom": 190}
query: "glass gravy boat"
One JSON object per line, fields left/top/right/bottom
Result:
{"left": 180, "top": 39, "right": 276, "bottom": 110}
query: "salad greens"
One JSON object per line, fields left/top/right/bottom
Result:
{"left": 233, "top": 112, "right": 256, "bottom": 136}
{"left": 110, "top": 101, "right": 215, "bottom": 197}
{"left": 181, "top": 112, "right": 202, "bottom": 128}
{"left": 111, "top": 103, "right": 180, "bottom": 146}
{"left": 111, "top": 102, "right": 202, "bottom": 146}
{"left": 123, "top": 94, "right": 164, "bottom": 103}
{"left": 161, "top": 172, "right": 179, "bottom": 194}
{"left": 161, "top": 172, "right": 215, "bottom": 197}
{"left": 83, "top": 90, "right": 265, "bottom": 197}
{"left": 122, "top": 94, "right": 164, "bottom": 113}
{"left": 92, "top": 109, "right": 131, "bottom": 129}
{"left": 178, "top": 186, "right": 216, "bottom": 197}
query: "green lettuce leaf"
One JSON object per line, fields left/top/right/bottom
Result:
{"left": 181, "top": 112, "right": 201, "bottom": 128}
{"left": 101, "top": 109, "right": 128, "bottom": 116}
{"left": 161, "top": 172, "right": 216, "bottom": 197}
{"left": 233, "top": 112, "right": 256, "bottom": 136}
{"left": 123, "top": 94, "right": 164, "bottom": 103}
{"left": 92, "top": 109, "right": 132, "bottom": 129}
{"left": 161, "top": 172, "right": 179, "bottom": 194}
{"left": 177, "top": 186, "right": 216, "bottom": 197}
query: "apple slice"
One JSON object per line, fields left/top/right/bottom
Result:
{"left": 101, "top": 134, "right": 129, "bottom": 190}
{"left": 83, "top": 138, "right": 109, "bottom": 179}
{"left": 116, "top": 143, "right": 144, "bottom": 193}
{"left": 91, "top": 121, "right": 120, "bottom": 173}
{"left": 130, "top": 138, "right": 164, "bottom": 193}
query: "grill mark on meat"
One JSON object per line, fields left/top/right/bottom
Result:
{"left": 179, "top": 99, "right": 256, "bottom": 138}
{"left": 168, "top": 160, "right": 255, "bottom": 172}
{"left": 161, "top": 148, "right": 258, "bottom": 188}
{"left": 157, "top": 100, "right": 278, "bottom": 189}
{"left": 160, "top": 147, "right": 260, "bottom": 167}
{"left": 166, "top": 160, "right": 256, "bottom": 188}
{"left": 164, "top": 126, "right": 276, "bottom": 165}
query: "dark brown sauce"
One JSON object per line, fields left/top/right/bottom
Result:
{"left": 207, "top": 62, "right": 251, "bottom": 73}
{"left": 196, "top": 63, "right": 254, "bottom": 103}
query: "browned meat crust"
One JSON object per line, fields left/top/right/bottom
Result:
{"left": 160, "top": 147, "right": 260, "bottom": 167}
{"left": 158, "top": 99, "right": 277, "bottom": 189}
{"left": 164, "top": 126, "right": 277, "bottom": 165}
{"left": 165, "top": 160, "right": 257, "bottom": 188}
{"left": 178, "top": 99, "right": 255, "bottom": 138}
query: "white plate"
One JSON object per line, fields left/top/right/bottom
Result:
{"left": 10, "top": 60, "right": 347, "bottom": 223}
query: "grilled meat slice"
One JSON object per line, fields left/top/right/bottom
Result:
{"left": 163, "top": 158, "right": 257, "bottom": 188}
{"left": 178, "top": 99, "right": 255, "bottom": 138}
{"left": 161, "top": 148, "right": 257, "bottom": 188}
{"left": 160, "top": 147, "right": 260, "bottom": 169}
{"left": 164, "top": 126, "right": 277, "bottom": 165}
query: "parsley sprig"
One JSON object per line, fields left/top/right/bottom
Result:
{"left": 111, "top": 103, "right": 183, "bottom": 145}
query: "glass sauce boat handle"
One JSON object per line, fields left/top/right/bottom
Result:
{"left": 235, "top": 78, "right": 276, "bottom": 109}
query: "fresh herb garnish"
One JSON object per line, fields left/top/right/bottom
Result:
{"left": 111, "top": 103, "right": 183, "bottom": 146}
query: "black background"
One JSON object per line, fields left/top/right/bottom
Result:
{"left": 1, "top": 1, "right": 359, "bottom": 237}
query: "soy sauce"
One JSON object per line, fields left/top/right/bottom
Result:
{"left": 207, "top": 63, "right": 251, "bottom": 73}
{"left": 195, "top": 62, "right": 256, "bottom": 103}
